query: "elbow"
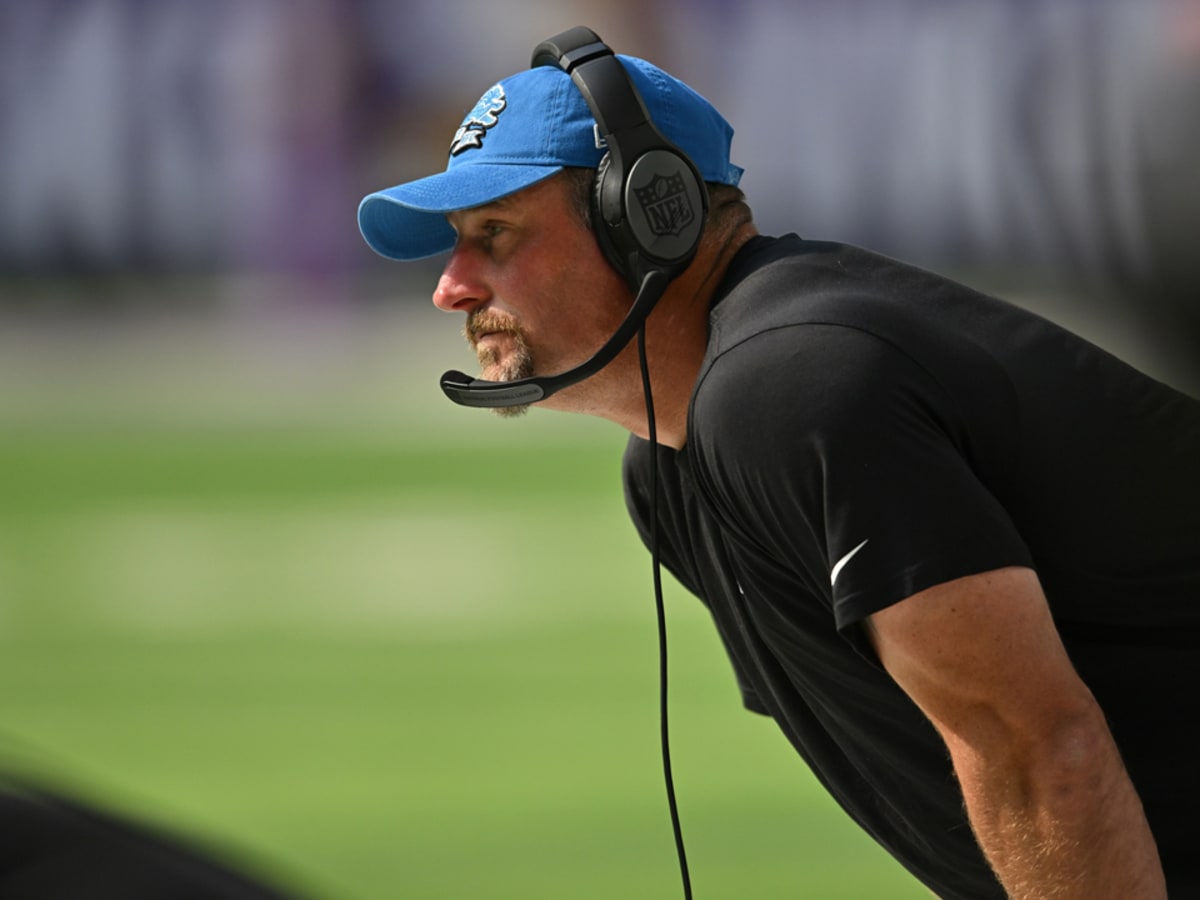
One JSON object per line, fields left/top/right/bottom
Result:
{"left": 1028, "top": 709, "right": 1116, "bottom": 805}
{"left": 950, "top": 699, "right": 1123, "bottom": 817}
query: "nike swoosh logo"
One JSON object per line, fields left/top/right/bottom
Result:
{"left": 830, "top": 539, "right": 869, "bottom": 587}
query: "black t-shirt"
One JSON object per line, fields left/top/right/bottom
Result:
{"left": 623, "top": 235, "right": 1200, "bottom": 899}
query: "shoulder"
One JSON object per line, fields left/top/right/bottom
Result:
{"left": 693, "top": 238, "right": 1024, "bottom": 457}
{"left": 706, "top": 237, "right": 950, "bottom": 351}
{"left": 700, "top": 240, "right": 954, "bottom": 406}
{"left": 692, "top": 320, "right": 947, "bottom": 454}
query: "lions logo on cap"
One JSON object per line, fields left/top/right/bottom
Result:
{"left": 449, "top": 85, "right": 507, "bottom": 156}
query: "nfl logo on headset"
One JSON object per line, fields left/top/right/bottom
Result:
{"left": 634, "top": 172, "right": 695, "bottom": 237}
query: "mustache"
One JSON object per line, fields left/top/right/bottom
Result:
{"left": 464, "top": 308, "right": 522, "bottom": 347}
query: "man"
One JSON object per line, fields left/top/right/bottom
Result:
{"left": 358, "top": 28, "right": 1200, "bottom": 900}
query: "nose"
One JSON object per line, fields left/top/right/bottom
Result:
{"left": 432, "top": 246, "right": 490, "bottom": 313}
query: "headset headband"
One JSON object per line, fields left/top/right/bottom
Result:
{"left": 531, "top": 27, "right": 708, "bottom": 287}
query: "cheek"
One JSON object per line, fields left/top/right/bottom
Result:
{"left": 583, "top": 264, "right": 633, "bottom": 335}
{"left": 514, "top": 223, "right": 630, "bottom": 347}
{"left": 549, "top": 267, "right": 626, "bottom": 342}
{"left": 566, "top": 233, "right": 630, "bottom": 316}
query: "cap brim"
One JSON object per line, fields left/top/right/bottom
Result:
{"left": 357, "top": 163, "right": 564, "bottom": 261}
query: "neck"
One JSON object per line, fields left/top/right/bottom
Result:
{"left": 606, "top": 220, "right": 759, "bottom": 449}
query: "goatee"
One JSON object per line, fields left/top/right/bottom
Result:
{"left": 465, "top": 308, "right": 535, "bottom": 418}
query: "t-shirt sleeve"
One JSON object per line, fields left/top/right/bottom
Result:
{"left": 690, "top": 322, "right": 1034, "bottom": 632}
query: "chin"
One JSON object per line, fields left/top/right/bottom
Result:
{"left": 479, "top": 353, "right": 534, "bottom": 383}
{"left": 481, "top": 365, "right": 523, "bottom": 384}
{"left": 491, "top": 403, "right": 530, "bottom": 419}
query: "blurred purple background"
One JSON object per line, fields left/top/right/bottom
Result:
{"left": 1, "top": 0, "right": 1197, "bottom": 389}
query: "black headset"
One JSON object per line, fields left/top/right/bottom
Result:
{"left": 440, "top": 26, "right": 709, "bottom": 408}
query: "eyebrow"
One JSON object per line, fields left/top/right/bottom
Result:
{"left": 476, "top": 196, "right": 518, "bottom": 219}
{"left": 447, "top": 195, "right": 519, "bottom": 232}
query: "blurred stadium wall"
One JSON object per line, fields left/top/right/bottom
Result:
{"left": 0, "top": 0, "right": 1196, "bottom": 390}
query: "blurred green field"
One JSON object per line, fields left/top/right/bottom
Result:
{"left": 0, "top": 309, "right": 929, "bottom": 899}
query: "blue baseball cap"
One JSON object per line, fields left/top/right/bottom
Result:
{"left": 357, "top": 55, "right": 743, "bottom": 261}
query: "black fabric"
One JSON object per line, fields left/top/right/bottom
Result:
{"left": 0, "top": 779, "right": 301, "bottom": 900}
{"left": 623, "top": 235, "right": 1200, "bottom": 899}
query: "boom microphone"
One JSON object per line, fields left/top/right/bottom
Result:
{"left": 440, "top": 269, "right": 669, "bottom": 408}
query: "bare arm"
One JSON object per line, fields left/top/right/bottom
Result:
{"left": 865, "top": 567, "right": 1165, "bottom": 899}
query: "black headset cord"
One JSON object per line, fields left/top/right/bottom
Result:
{"left": 637, "top": 324, "right": 693, "bottom": 899}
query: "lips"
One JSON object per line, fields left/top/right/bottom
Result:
{"left": 473, "top": 333, "right": 498, "bottom": 360}
{"left": 466, "top": 309, "right": 518, "bottom": 349}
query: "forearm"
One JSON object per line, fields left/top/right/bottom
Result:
{"left": 952, "top": 713, "right": 1166, "bottom": 900}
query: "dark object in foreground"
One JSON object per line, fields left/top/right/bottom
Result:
{"left": 0, "top": 778, "right": 301, "bottom": 899}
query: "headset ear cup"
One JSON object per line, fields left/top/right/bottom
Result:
{"left": 590, "top": 154, "right": 633, "bottom": 283}
{"left": 623, "top": 150, "right": 707, "bottom": 269}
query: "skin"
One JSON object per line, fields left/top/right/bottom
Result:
{"left": 865, "top": 569, "right": 1166, "bottom": 898}
{"left": 431, "top": 170, "right": 1168, "bottom": 897}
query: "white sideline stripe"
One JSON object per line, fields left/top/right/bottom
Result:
{"left": 26, "top": 501, "right": 645, "bottom": 637}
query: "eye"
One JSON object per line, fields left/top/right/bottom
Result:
{"left": 477, "top": 220, "right": 514, "bottom": 258}
{"left": 453, "top": 214, "right": 514, "bottom": 256}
